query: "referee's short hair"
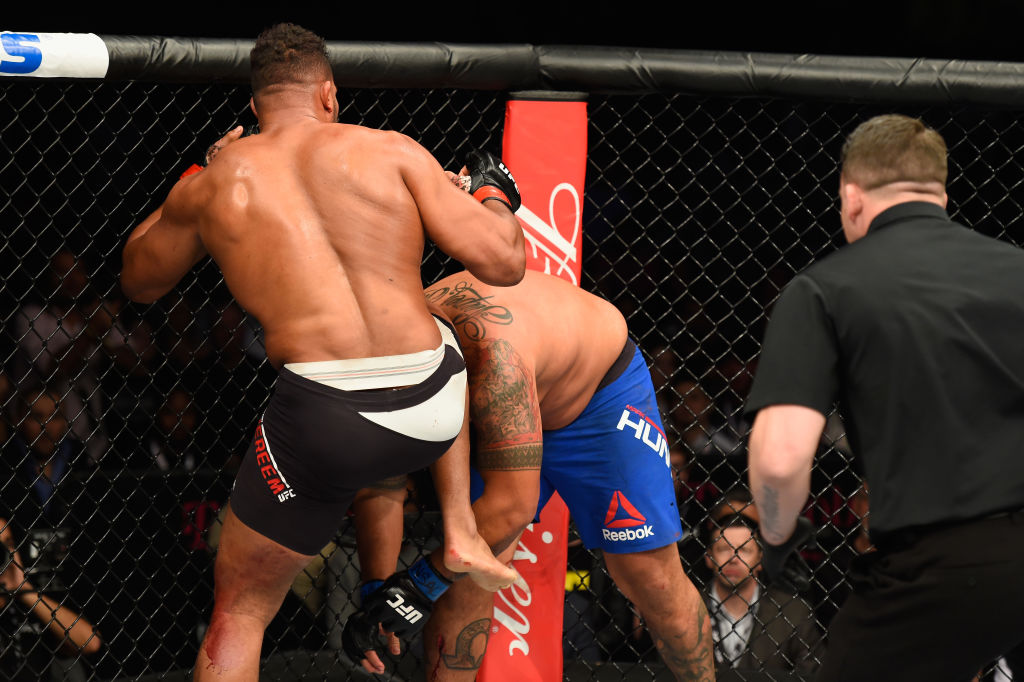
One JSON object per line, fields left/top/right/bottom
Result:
{"left": 840, "top": 114, "right": 947, "bottom": 190}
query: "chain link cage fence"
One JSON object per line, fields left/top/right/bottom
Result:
{"left": 2, "top": 43, "right": 1024, "bottom": 681}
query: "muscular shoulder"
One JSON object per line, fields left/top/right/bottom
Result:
{"left": 324, "top": 125, "right": 428, "bottom": 162}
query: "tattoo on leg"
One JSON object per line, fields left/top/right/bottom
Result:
{"left": 650, "top": 600, "right": 715, "bottom": 682}
{"left": 441, "top": 619, "right": 491, "bottom": 670}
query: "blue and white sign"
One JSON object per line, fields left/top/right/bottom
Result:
{"left": 1, "top": 32, "right": 108, "bottom": 78}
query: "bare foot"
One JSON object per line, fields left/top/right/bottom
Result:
{"left": 441, "top": 531, "right": 518, "bottom": 592}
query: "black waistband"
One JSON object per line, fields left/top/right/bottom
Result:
{"left": 595, "top": 337, "right": 636, "bottom": 393}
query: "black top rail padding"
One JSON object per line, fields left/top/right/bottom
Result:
{"left": 101, "top": 36, "right": 542, "bottom": 88}
{"left": 64, "top": 36, "right": 1024, "bottom": 106}
{"left": 535, "top": 47, "right": 1024, "bottom": 105}
{"left": 327, "top": 42, "right": 540, "bottom": 90}
{"left": 102, "top": 36, "right": 253, "bottom": 83}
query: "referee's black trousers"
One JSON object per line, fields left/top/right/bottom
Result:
{"left": 817, "top": 509, "right": 1024, "bottom": 681}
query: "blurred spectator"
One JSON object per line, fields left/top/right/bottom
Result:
{"left": 669, "top": 378, "right": 742, "bottom": 458}
{"left": 152, "top": 297, "right": 214, "bottom": 390}
{"left": 195, "top": 301, "right": 274, "bottom": 468}
{"left": 647, "top": 342, "right": 685, "bottom": 396}
{"left": 671, "top": 441, "right": 722, "bottom": 569}
{"left": 713, "top": 355, "right": 757, "bottom": 442}
{"left": 668, "top": 377, "right": 744, "bottom": 493}
{"left": 0, "top": 516, "right": 101, "bottom": 681}
{"left": 94, "top": 296, "right": 159, "bottom": 463}
{"left": 12, "top": 249, "right": 113, "bottom": 464}
{"left": 703, "top": 511, "right": 823, "bottom": 677}
{"left": 137, "top": 386, "right": 210, "bottom": 472}
{"left": 7, "top": 386, "right": 84, "bottom": 524}
{"left": 709, "top": 486, "right": 759, "bottom": 526}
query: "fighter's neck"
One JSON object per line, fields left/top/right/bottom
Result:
{"left": 256, "top": 109, "right": 326, "bottom": 132}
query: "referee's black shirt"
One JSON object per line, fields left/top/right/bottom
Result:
{"left": 745, "top": 201, "right": 1024, "bottom": 536}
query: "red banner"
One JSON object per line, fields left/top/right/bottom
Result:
{"left": 479, "top": 492, "right": 571, "bottom": 681}
{"left": 504, "top": 96, "right": 587, "bottom": 285}
{"left": 477, "top": 95, "right": 587, "bottom": 682}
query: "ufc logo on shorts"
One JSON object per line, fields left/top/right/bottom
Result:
{"left": 386, "top": 594, "right": 423, "bottom": 624}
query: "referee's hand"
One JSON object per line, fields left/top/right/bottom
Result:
{"left": 760, "top": 517, "right": 815, "bottom": 593}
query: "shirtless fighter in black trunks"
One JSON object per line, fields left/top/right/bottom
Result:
{"left": 120, "top": 23, "right": 525, "bottom": 681}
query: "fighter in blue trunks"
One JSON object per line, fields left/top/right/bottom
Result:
{"left": 344, "top": 270, "right": 714, "bottom": 682}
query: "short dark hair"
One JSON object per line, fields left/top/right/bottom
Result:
{"left": 840, "top": 114, "right": 947, "bottom": 190}
{"left": 250, "top": 23, "right": 332, "bottom": 94}
{"left": 709, "top": 486, "right": 756, "bottom": 521}
{"left": 713, "top": 511, "right": 758, "bottom": 532}
{"left": 705, "top": 512, "right": 761, "bottom": 552}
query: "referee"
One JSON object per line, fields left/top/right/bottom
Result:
{"left": 744, "top": 113, "right": 1024, "bottom": 681}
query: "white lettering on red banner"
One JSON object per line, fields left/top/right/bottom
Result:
{"left": 492, "top": 525, "right": 545, "bottom": 656}
{"left": 517, "top": 182, "right": 580, "bottom": 285}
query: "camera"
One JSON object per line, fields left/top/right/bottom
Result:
{"left": 23, "top": 526, "right": 71, "bottom": 593}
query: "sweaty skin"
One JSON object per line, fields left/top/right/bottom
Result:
{"left": 121, "top": 70, "right": 525, "bottom": 682}
{"left": 425, "top": 269, "right": 628, "bottom": 429}
{"left": 355, "top": 270, "right": 715, "bottom": 681}
{"left": 123, "top": 123, "right": 524, "bottom": 366}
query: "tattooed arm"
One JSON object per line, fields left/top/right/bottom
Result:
{"left": 465, "top": 338, "right": 544, "bottom": 555}
{"left": 748, "top": 404, "right": 825, "bottom": 544}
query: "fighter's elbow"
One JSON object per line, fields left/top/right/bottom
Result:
{"left": 119, "top": 275, "right": 162, "bottom": 304}
{"left": 488, "top": 258, "right": 527, "bottom": 287}
{"left": 473, "top": 244, "right": 526, "bottom": 287}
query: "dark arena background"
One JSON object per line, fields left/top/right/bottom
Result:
{"left": 2, "top": 35, "right": 1024, "bottom": 681}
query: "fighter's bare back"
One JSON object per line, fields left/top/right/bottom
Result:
{"left": 425, "top": 270, "right": 628, "bottom": 429}
{"left": 124, "top": 120, "right": 524, "bottom": 369}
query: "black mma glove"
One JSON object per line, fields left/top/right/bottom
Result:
{"left": 759, "top": 516, "right": 815, "bottom": 593}
{"left": 339, "top": 579, "right": 385, "bottom": 666}
{"left": 341, "top": 605, "right": 384, "bottom": 666}
{"left": 466, "top": 150, "right": 522, "bottom": 212}
{"left": 342, "top": 559, "right": 451, "bottom": 665}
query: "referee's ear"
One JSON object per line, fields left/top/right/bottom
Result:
{"left": 840, "top": 182, "right": 866, "bottom": 243}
